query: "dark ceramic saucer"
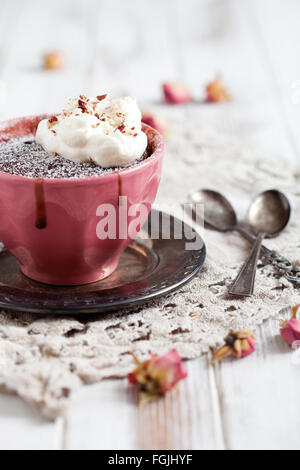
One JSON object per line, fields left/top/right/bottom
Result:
{"left": 0, "top": 210, "right": 206, "bottom": 314}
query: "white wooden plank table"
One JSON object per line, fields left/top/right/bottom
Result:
{"left": 0, "top": 0, "right": 299, "bottom": 450}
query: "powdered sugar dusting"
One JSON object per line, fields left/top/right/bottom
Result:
{"left": 0, "top": 137, "right": 149, "bottom": 179}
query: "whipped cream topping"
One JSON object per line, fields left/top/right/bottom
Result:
{"left": 36, "top": 94, "right": 147, "bottom": 168}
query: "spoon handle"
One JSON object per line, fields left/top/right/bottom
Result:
{"left": 229, "top": 233, "right": 265, "bottom": 297}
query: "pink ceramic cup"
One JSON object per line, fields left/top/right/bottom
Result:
{"left": 0, "top": 115, "right": 164, "bottom": 285}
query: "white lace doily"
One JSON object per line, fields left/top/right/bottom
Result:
{"left": 0, "top": 121, "right": 300, "bottom": 419}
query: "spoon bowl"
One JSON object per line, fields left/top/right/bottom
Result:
{"left": 189, "top": 189, "right": 237, "bottom": 231}
{"left": 247, "top": 189, "right": 291, "bottom": 237}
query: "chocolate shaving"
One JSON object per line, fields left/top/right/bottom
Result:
{"left": 78, "top": 99, "right": 87, "bottom": 112}
{"left": 118, "top": 123, "right": 126, "bottom": 133}
{"left": 48, "top": 116, "right": 58, "bottom": 124}
{"left": 97, "top": 94, "right": 107, "bottom": 101}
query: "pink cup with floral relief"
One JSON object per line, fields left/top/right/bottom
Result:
{"left": 0, "top": 115, "right": 164, "bottom": 285}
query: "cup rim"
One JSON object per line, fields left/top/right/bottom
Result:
{"left": 0, "top": 115, "right": 164, "bottom": 184}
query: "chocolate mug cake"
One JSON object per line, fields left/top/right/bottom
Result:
{"left": 0, "top": 94, "right": 164, "bottom": 285}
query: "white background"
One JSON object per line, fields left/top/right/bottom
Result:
{"left": 0, "top": 0, "right": 300, "bottom": 450}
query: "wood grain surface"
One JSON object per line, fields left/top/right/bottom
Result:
{"left": 0, "top": 0, "right": 299, "bottom": 450}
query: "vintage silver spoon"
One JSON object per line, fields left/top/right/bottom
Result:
{"left": 189, "top": 189, "right": 258, "bottom": 241}
{"left": 189, "top": 189, "right": 295, "bottom": 287}
{"left": 229, "top": 190, "right": 290, "bottom": 296}
{"left": 189, "top": 189, "right": 238, "bottom": 232}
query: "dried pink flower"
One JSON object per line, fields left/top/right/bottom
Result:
{"left": 280, "top": 305, "right": 300, "bottom": 346}
{"left": 43, "top": 51, "right": 64, "bottom": 70}
{"left": 206, "top": 78, "right": 229, "bottom": 103}
{"left": 128, "top": 349, "right": 187, "bottom": 405}
{"left": 212, "top": 329, "right": 256, "bottom": 363}
{"left": 162, "top": 82, "right": 191, "bottom": 104}
{"left": 142, "top": 112, "right": 168, "bottom": 136}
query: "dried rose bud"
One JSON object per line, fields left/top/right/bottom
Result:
{"left": 212, "top": 329, "right": 256, "bottom": 363}
{"left": 280, "top": 305, "right": 300, "bottom": 346}
{"left": 162, "top": 82, "right": 191, "bottom": 104}
{"left": 128, "top": 349, "right": 187, "bottom": 405}
{"left": 43, "top": 51, "right": 64, "bottom": 70}
{"left": 206, "top": 78, "right": 229, "bottom": 103}
{"left": 142, "top": 112, "right": 168, "bottom": 136}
